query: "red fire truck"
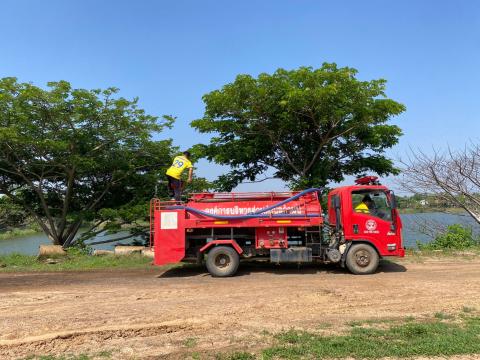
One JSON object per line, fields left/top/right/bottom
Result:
{"left": 150, "top": 176, "right": 404, "bottom": 277}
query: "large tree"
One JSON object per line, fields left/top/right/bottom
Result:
{"left": 0, "top": 77, "right": 174, "bottom": 247}
{"left": 192, "top": 63, "right": 405, "bottom": 190}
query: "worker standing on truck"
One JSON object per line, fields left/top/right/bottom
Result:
{"left": 166, "top": 151, "right": 193, "bottom": 202}
{"left": 355, "top": 195, "right": 373, "bottom": 214}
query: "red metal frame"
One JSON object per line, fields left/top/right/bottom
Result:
{"left": 200, "top": 240, "right": 244, "bottom": 254}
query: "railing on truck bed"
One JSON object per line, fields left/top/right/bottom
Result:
{"left": 150, "top": 189, "right": 323, "bottom": 249}
{"left": 188, "top": 191, "right": 303, "bottom": 202}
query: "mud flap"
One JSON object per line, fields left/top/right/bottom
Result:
{"left": 340, "top": 242, "right": 352, "bottom": 268}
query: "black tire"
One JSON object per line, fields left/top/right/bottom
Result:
{"left": 205, "top": 246, "right": 240, "bottom": 277}
{"left": 345, "top": 243, "right": 379, "bottom": 275}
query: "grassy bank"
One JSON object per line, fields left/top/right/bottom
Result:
{"left": 0, "top": 252, "right": 154, "bottom": 272}
{"left": 0, "top": 227, "right": 40, "bottom": 240}
{"left": 404, "top": 246, "right": 480, "bottom": 258}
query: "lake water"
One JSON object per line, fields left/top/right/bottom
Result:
{"left": 400, "top": 212, "right": 479, "bottom": 247}
{"left": 0, "top": 230, "right": 144, "bottom": 256}
{"left": 0, "top": 212, "right": 478, "bottom": 255}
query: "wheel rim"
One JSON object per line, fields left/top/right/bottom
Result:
{"left": 214, "top": 253, "right": 231, "bottom": 269}
{"left": 354, "top": 249, "right": 371, "bottom": 267}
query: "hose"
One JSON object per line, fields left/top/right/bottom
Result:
{"left": 166, "top": 188, "right": 323, "bottom": 220}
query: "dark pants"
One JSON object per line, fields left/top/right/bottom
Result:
{"left": 167, "top": 175, "right": 183, "bottom": 201}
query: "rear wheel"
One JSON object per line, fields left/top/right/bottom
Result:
{"left": 205, "top": 246, "right": 240, "bottom": 277}
{"left": 345, "top": 243, "right": 379, "bottom": 275}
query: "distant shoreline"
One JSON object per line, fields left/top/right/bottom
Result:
{"left": 398, "top": 208, "right": 466, "bottom": 214}
{"left": 0, "top": 228, "right": 41, "bottom": 241}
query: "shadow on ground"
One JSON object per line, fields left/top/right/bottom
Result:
{"left": 158, "top": 259, "right": 407, "bottom": 278}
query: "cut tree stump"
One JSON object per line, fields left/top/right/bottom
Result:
{"left": 38, "top": 245, "right": 66, "bottom": 258}
{"left": 114, "top": 246, "right": 145, "bottom": 256}
{"left": 92, "top": 249, "right": 114, "bottom": 256}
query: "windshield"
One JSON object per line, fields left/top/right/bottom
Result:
{"left": 352, "top": 190, "right": 392, "bottom": 221}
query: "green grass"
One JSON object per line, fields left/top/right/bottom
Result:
{"left": 216, "top": 352, "right": 256, "bottom": 360}
{"left": 216, "top": 313, "right": 480, "bottom": 360}
{"left": 259, "top": 314, "right": 480, "bottom": 359}
{"left": 404, "top": 246, "right": 480, "bottom": 258}
{"left": 434, "top": 311, "right": 454, "bottom": 320}
{"left": 348, "top": 318, "right": 397, "bottom": 327}
{"left": 183, "top": 337, "right": 198, "bottom": 348}
{"left": 0, "top": 252, "right": 153, "bottom": 272}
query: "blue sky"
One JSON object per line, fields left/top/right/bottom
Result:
{"left": 1, "top": 0, "right": 479, "bottom": 192}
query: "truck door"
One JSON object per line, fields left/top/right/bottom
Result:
{"left": 348, "top": 190, "right": 402, "bottom": 255}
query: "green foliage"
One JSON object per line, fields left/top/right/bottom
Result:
{"left": 419, "top": 224, "right": 480, "bottom": 250}
{"left": 192, "top": 63, "right": 405, "bottom": 190}
{"left": 65, "top": 243, "right": 91, "bottom": 256}
{"left": 0, "top": 196, "right": 28, "bottom": 229}
{"left": 0, "top": 78, "right": 176, "bottom": 246}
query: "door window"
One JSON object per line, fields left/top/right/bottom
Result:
{"left": 352, "top": 190, "right": 392, "bottom": 221}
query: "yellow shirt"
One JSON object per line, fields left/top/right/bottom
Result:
{"left": 166, "top": 155, "right": 193, "bottom": 180}
{"left": 355, "top": 202, "right": 370, "bottom": 214}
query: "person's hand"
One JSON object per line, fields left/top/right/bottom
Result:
{"left": 187, "top": 178, "right": 192, "bottom": 183}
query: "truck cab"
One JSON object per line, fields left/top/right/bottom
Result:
{"left": 327, "top": 176, "right": 404, "bottom": 273}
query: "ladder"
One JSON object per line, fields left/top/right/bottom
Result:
{"left": 305, "top": 226, "right": 323, "bottom": 258}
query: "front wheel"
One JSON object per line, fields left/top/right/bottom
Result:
{"left": 205, "top": 246, "right": 240, "bottom": 277}
{"left": 345, "top": 243, "right": 379, "bottom": 275}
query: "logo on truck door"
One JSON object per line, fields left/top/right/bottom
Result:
{"left": 365, "top": 219, "right": 379, "bottom": 233}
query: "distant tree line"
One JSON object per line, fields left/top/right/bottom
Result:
{"left": 395, "top": 193, "right": 464, "bottom": 210}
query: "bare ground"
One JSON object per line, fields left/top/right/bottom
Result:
{"left": 0, "top": 257, "right": 479, "bottom": 359}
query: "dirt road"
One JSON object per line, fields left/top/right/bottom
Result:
{"left": 1, "top": 258, "right": 479, "bottom": 359}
